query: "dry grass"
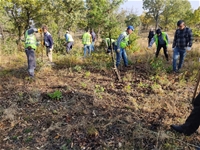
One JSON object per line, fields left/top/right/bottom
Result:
{"left": 0, "top": 35, "right": 200, "bottom": 149}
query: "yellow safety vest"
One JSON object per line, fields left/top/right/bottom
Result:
{"left": 82, "top": 32, "right": 91, "bottom": 45}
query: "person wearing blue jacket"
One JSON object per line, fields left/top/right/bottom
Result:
{"left": 42, "top": 25, "right": 54, "bottom": 63}
{"left": 115, "top": 25, "right": 134, "bottom": 68}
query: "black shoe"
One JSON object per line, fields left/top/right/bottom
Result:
{"left": 170, "top": 125, "right": 184, "bottom": 134}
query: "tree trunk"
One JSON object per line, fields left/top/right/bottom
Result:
{"left": 0, "top": 24, "right": 5, "bottom": 43}
{"left": 155, "top": 13, "right": 159, "bottom": 29}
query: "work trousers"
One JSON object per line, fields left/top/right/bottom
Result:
{"left": 156, "top": 44, "right": 168, "bottom": 61}
{"left": 25, "top": 48, "right": 36, "bottom": 77}
{"left": 182, "top": 93, "right": 200, "bottom": 135}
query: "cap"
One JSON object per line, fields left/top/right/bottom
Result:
{"left": 127, "top": 25, "right": 134, "bottom": 31}
{"left": 177, "top": 20, "right": 184, "bottom": 26}
{"left": 66, "top": 30, "right": 69, "bottom": 33}
{"left": 156, "top": 29, "right": 161, "bottom": 34}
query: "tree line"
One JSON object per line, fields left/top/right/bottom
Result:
{"left": 0, "top": 0, "right": 199, "bottom": 52}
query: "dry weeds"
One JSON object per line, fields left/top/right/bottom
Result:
{"left": 0, "top": 34, "right": 200, "bottom": 149}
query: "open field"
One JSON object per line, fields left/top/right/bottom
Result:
{"left": 0, "top": 34, "right": 200, "bottom": 149}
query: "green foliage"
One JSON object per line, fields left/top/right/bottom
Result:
{"left": 73, "top": 65, "right": 82, "bottom": 72}
{"left": 161, "top": 0, "right": 192, "bottom": 29}
{"left": 128, "top": 31, "right": 140, "bottom": 53}
{"left": 2, "top": 0, "right": 46, "bottom": 41}
{"left": 94, "top": 85, "right": 104, "bottom": 93}
{"left": 150, "top": 58, "right": 164, "bottom": 73}
{"left": 48, "top": 90, "right": 62, "bottom": 100}
{"left": 193, "top": 28, "right": 200, "bottom": 37}
{"left": 142, "top": 0, "right": 192, "bottom": 29}
{"left": 86, "top": 0, "right": 125, "bottom": 38}
{"left": 143, "top": 0, "right": 165, "bottom": 28}
{"left": 81, "top": 82, "right": 87, "bottom": 88}
{"left": 85, "top": 71, "right": 91, "bottom": 78}
{"left": 125, "top": 14, "right": 140, "bottom": 28}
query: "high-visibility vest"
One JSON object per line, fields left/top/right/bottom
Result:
{"left": 120, "top": 32, "right": 129, "bottom": 49}
{"left": 105, "top": 38, "right": 115, "bottom": 46}
{"left": 65, "top": 33, "right": 74, "bottom": 42}
{"left": 154, "top": 32, "right": 168, "bottom": 47}
{"left": 82, "top": 32, "right": 91, "bottom": 45}
{"left": 25, "top": 30, "right": 37, "bottom": 50}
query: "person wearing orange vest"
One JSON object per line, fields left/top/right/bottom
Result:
{"left": 149, "top": 29, "right": 169, "bottom": 61}
{"left": 82, "top": 28, "right": 92, "bottom": 57}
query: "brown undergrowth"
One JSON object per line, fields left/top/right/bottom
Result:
{"left": 0, "top": 38, "right": 200, "bottom": 150}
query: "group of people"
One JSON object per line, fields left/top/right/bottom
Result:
{"left": 104, "top": 21, "right": 199, "bottom": 136}
{"left": 24, "top": 21, "right": 200, "bottom": 136}
{"left": 65, "top": 28, "right": 96, "bottom": 56}
{"left": 25, "top": 25, "right": 53, "bottom": 77}
{"left": 24, "top": 26, "right": 97, "bottom": 77}
{"left": 147, "top": 21, "right": 200, "bottom": 136}
{"left": 147, "top": 20, "right": 193, "bottom": 73}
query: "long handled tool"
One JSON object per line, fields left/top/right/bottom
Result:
{"left": 109, "top": 33, "right": 121, "bottom": 82}
{"left": 192, "top": 69, "right": 200, "bottom": 104}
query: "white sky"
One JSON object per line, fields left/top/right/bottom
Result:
{"left": 121, "top": 0, "right": 200, "bottom": 15}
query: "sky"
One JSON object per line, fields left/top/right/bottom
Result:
{"left": 120, "top": 0, "right": 200, "bottom": 15}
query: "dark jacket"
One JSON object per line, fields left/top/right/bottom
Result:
{"left": 44, "top": 31, "right": 53, "bottom": 48}
{"left": 148, "top": 31, "right": 154, "bottom": 39}
{"left": 172, "top": 27, "right": 193, "bottom": 48}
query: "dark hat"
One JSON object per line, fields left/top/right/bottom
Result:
{"left": 177, "top": 20, "right": 184, "bottom": 26}
{"left": 156, "top": 29, "right": 161, "bottom": 34}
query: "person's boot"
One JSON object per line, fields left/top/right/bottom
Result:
{"left": 170, "top": 124, "right": 184, "bottom": 134}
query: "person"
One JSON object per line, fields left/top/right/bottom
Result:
{"left": 148, "top": 28, "right": 154, "bottom": 46}
{"left": 82, "top": 28, "right": 92, "bottom": 57}
{"left": 42, "top": 25, "right": 54, "bottom": 63}
{"left": 149, "top": 29, "right": 169, "bottom": 61}
{"left": 90, "top": 29, "right": 96, "bottom": 51}
{"left": 115, "top": 25, "right": 134, "bottom": 67}
{"left": 172, "top": 20, "right": 193, "bottom": 73}
{"left": 24, "top": 28, "right": 39, "bottom": 77}
{"left": 65, "top": 30, "right": 74, "bottom": 54}
{"left": 104, "top": 38, "right": 115, "bottom": 54}
{"left": 171, "top": 92, "right": 200, "bottom": 136}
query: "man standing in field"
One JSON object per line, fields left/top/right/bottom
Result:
{"left": 148, "top": 28, "right": 154, "bottom": 46}
{"left": 172, "top": 20, "right": 193, "bottom": 73}
{"left": 24, "top": 28, "right": 39, "bottom": 77}
{"left": 42, "top": 25, "right": 54, "bottom": 63}
{"left": 65, "top": 30, "right": 74, "bottom": 54}
{"left": 82, "top": 28, "right": 92, "bottom": 57}
{"left": 115, "top": 25, "right": 134, "bottom": 68}
{"left": 148, "top": 29, "right": 169, "bottom": 61}
{"left": 90, "top": 29, "right": 96, "bottom": 51}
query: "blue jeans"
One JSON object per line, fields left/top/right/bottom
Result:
{"left": 91, "top": 41, "right": 95, "bottom": 51}
{"left": 115, "top": 48, "right": 128, "bottom": 67}
{"left": 83, "top": 44, "right": 91, "bottom": 57}
{"left": 173, "top": 47, "right": 186, "bottom": 71}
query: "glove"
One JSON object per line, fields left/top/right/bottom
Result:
{"left": 117, "top": 49, "right": 120, "bottom": 53}
{"left": 186, "top": 47, "right": 191, "bottom": 51}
